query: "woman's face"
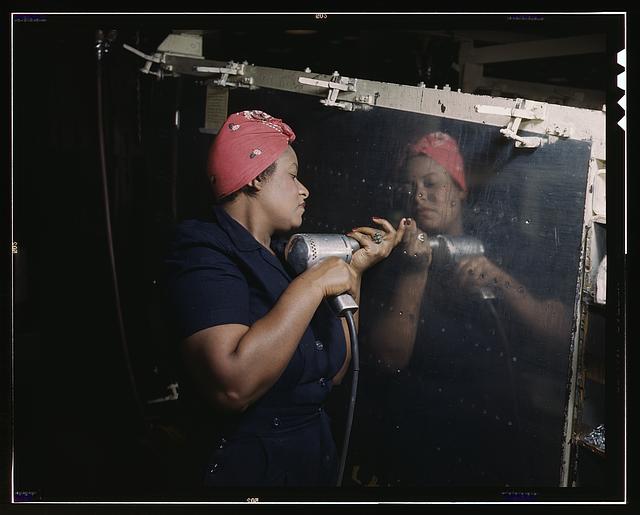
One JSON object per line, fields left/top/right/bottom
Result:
{"left": 258, "top": 146, "right": 309, "bottom": 232}
{"left": 402, "top": 155, "right": 466, "bottom": 234}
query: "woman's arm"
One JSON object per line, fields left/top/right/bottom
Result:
{"left": 356, "top": 218, "right": 432, "bottom": 371}
{"left": 182, "top": 257, "right": 358, "bottom": 412}
{"left": 455, "top": 255, "right": 572, "bottom": 342}
{"left": 367, "top": 268, "right": 429, "bottom": 370}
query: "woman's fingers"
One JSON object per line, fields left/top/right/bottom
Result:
{"left": 351, "top": 226, "right": 382, "bottom": 239}
{"left": 351, "top": 217, "right": 406, "bottom": 247}
{"left": 346, "top": 217, "right": 418, "bottom": 273}
{"left": 456, "top": 256, "right": 498, "bottom": 289}
{"left": 397, "top": 218, "right": 432, "bottom": 267}
{"left": 347, "top": 230, "right": 371, "bottom": 249}
{"left": 371, "top": 216, "right": 395, "bottom": 233}
{"left": 400, "top": 219, "right": 421, "bottom": 247}
{"left": 401, "top": 217, "right": 417, "bottom": 237}
{"left": 393, "top": 218, "right": 407, "bottom": 246}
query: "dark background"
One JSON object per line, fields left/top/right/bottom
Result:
{"left": 5, "top": 11, "right": 627, "bottom": 506}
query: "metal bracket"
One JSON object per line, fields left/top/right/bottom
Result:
{"left": 475, "top": 98, "right": 547, "bottom": 148}
{"left": 123, "top": 43, "right": 179, "bottom": 79}
{"left": 545, "top": 124, "right": 574, "bottom": 139}
{"left": 194, "top": 61, "right": 255, "bottom": 89}
{"left": 298, "top": 72, "right": 375, "bottom": 111}
{"left": 146, "top": 382, "right": 180, "bottom": 404}
{"left": 123, "top": 33, "right": 205, "bottom": 79}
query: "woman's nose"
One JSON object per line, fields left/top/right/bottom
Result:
{"left": 299, "top": 181, "right": 309, "bottom": 199}
{"left": 416, "top": 187, "right": 429, "bottom": 201}
{"left": 416, "top": 188, "right": 435, "bottom": 202}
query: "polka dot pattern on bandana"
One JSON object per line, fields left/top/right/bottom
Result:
{"left": 207, "top": 110, "right": 296, "bottom": 199}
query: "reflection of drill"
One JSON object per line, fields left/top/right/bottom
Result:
{"left": 428, "top": 234, "right": 495, "bottom": 300}
{"left": 284, "top": 233, "right": 360, "bottom": 316}
{"left": 428, "top": 234, "right": 485, "bottom": 263}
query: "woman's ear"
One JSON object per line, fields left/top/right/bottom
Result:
{"left": 454, "top": 180, "right": 468, "bottom": 202}
{"left": 459, "top": 187, "right": 468, "bottom": 202}
{"left": 248, "top": 177, "right": 263, "bottom": 191}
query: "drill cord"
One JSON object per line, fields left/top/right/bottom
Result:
{"left": 336, "top": 309, "right": 359, "bottom": 486}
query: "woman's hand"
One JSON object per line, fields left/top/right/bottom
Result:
{"left": 347, "top": 217, "right": 407, "bottom": 274}
{"left": 396, "top": 218, "right": 433, "bottom": 271}
{"left": 455, "top": 255, "right": 571, "bottom": 342}
{"left": 300, "top": 256, "right": 360, "bottom": 299}
{"left": 455, "top": 255, "right": 513, "bottom": 296}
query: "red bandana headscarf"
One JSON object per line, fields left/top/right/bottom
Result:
{"left": 406, "top": 132, "right": 466, "bottom": 192}
{"left": 207, "top": 110, "right": 296, "bottom": 200}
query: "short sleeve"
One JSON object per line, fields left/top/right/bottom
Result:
{"left": 165, "top": 239, "right": 250, "bottom": 340}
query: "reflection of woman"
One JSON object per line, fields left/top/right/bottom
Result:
{"left": 370, "top": 132, "right": 570, "bottom": 369}
{"left": 360, "top": 132, "right": 571, "bottom": 486}
{"left": 164, "top": 110, "right": 405, "bottom": 488}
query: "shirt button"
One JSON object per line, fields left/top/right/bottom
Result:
{"left": 315, "top": 340, "right": 324, "bottom": 351}
{"left": 209, "top": 463, "right": 219, "bottom": 474}
{"left": 272, "top": 417, "right": 281, "bottom": 428}
{"left": 319, "top": 377, "right": 327, "bottom": 387}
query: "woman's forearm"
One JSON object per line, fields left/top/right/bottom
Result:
{"left": 500, "top": 281, "right": 571, "bottom": 342}
{"left": 367, "top": 270, "right": 429, "bottom": 370}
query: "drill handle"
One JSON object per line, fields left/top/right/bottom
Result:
{"left": 330, "top": 293, "right": 359, "bottom": 316}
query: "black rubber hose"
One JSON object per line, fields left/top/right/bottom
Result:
{"left": 484, "top": 297, "right": 527, "bottom": 483}
{"left": 96, "top": 44, "right": 145, "bottom": 426}
{"left": 336, "top": 309, "right": 359, "bottom": 486}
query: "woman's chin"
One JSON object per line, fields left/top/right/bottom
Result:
{"left": 287, "top": 217, "right": 304, "bottom": 231}
{"left": 416, "top": 217, "right": 440, "bottom": 233}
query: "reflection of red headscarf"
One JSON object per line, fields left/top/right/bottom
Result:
{"left": 207, "top": 110, "right": 296, "bottom": 199}
{"left": 407, "top": 132, "right": 466, "bottom": 191}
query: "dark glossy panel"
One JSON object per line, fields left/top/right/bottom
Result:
{"left": 227, "top": 88, "right": 590, "bottom": 487}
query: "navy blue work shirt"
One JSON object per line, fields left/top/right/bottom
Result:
{"left": 164, "top": 205, "right": 347, "bottom": 486}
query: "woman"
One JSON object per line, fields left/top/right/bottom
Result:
{"left": 358, "top": 131, "right": 572, "bottom": 486}
{"left": 369, "top": 131, "right": 570, "bottom": 369}
{"left": 164, "top": 109, "right": 406, "bottom": 488}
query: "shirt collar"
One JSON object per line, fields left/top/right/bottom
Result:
{"left": 212, "top": 205, "right": 262, "bottom": 252}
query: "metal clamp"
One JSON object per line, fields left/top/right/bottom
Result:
{"left": 475, "top": 98, "right": 546, "bottom": 148}
{"left": 124, "top": 33, "right": 208, "bottom": 81}
{"left": 123, "top": 43, "right": 178, "bottom": 79}
{"left": 147, "top": 383, "right": 180, "bottom": 404}
{"left": 545, "top": 124, "right": 574, "bottom": 138}
{"left": 500, "top": 127, "right": 542, "bottom": 148}
{"left": 194, "top": 61, "right": 255, "bottom": 88}
{"left": 298, "top": 71, "right": 374, "bottom": 111}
